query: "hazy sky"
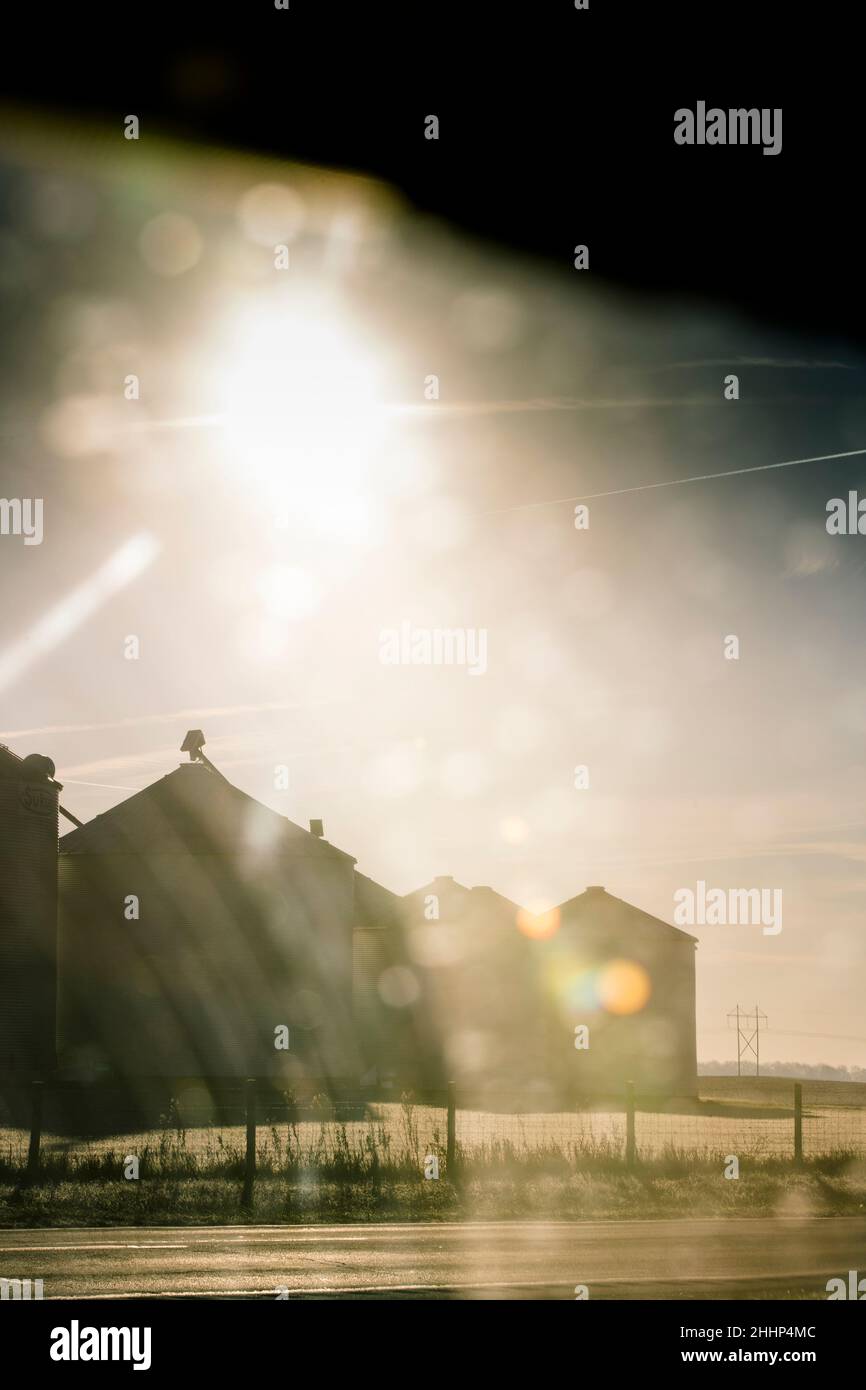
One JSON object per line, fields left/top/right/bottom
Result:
{"left": 3, "top": 116, "right": 866, "bottom": 1068}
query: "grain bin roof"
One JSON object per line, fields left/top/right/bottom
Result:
{"left": 59, "top": 761, "right": 355, "bottom": 863}
{"left": 0, "top": 743, "right": 58, "bottom": 784}
{"left": 402, "top": 877, "right": 524, "bottom": 924}
{"left": 0, "top": 745, "right": 20, "bottom": 778}
{"left": 556, "top": 886, "right": 698, "bottom": 944}
{"left": 354, "top": 870, "right": 405, "bottom": 930}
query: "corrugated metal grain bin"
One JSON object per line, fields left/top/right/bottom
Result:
{"left": 0, "top": 746, "right": 58, "bottom": 1079}
{"left": 58, "top": 750, "right": 359, "bottom": 1090}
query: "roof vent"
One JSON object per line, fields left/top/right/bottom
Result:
{"left": 178, "top": 730, "right": 228, "bottom": 782}
{"left": 181, "top": 730, "right": 206, "bottom": 760}
{"left": 309, "top": 818, "right": 324, "bottom": 838}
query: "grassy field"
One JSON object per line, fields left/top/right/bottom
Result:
{"left": 699, "top": 1077, "right": 866, "bottom": 1107}
{"left": 4, "top": 1172, "right": 866, "bottom": 1227}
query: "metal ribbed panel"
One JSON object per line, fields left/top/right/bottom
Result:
{"left": 0, "top": 779, "right": 58, "bottom": 1077}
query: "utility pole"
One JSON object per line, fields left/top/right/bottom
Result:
{"left": 727, "top": 1004, "right": 768, "bottom": 1077}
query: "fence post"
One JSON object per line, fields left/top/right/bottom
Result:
{"left": 241, "top": 1077, "right": 257, "bottom": 1209}
{"left": 625, "top": 1080, "right": 636, "bottom": 1169}
{"left": 25, "top": 1081, "right": 44, "bottom": 1185}
{"left": 793, "top": 1081, "right": 803, "bottom": 1166}
{"left": 446, "top": 1081, "right": 457, "bottom": 1180}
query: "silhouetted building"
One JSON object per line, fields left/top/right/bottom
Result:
{"left": 58, "top": 751, "right": 357, "bottom": 1092}
{"left": 352, "top": 871, "right": 443, "bottom": 1090}
{"left": 0, "top": 732, "right": 699, "bottom": 1103}
{"left": 356, "top": 879, "right": 698, "bottom": 1098}
{"left": 0, "top": 745, "right": 59, "bottom": 1081}
{"left": 395, "top": 876, "right": 548, "bottom": 1097}
{"left": 539, "top": 887, "right": 698, "bottom": 1097}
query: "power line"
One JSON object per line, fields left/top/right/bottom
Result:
{"left": 703, "top": 1027, "right": 866, "bottom": 1045}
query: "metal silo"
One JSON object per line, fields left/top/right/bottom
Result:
{"left": 0, "top": 745, "right": 59, "bottom": 1080}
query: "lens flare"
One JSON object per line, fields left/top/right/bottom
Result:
{"left": 561, "top": 966, "right": 602, "bottom": 1012}
{"left": 516, "top": 905, "right": 560, "bottom": 939}
{"left": 597, "top": 959, "right": 651, "bottom": 1015}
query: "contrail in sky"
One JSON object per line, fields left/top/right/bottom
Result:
{"left": 0, "top": 698, "right": 353, "bottom": 742}
{"left": 488, "top": 447, "right": 866, "bottom": 513}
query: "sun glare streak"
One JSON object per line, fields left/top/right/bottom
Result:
{"left": 0, "top": 533, "right": 160, "bottom": 694}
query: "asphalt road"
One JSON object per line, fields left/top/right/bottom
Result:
{"left": 1, "top": 1218, "right": 864, "bottom": 1299}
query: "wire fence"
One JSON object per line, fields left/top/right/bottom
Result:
{"left": 2, "top": 1081, "right": 865, "bottom": 1189}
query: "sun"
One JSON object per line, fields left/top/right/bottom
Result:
{"left": 213, "top": 290, "right": 390, "bottom": 541}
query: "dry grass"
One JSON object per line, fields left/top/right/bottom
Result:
{"left": 2, "top": 1078, "right": 864, "bottom": 1176}
{"left": 1, "top": 1080, "right": 864, "bottom": 1231}
{"left": 2, "top": 1160, "right": 865, "bottom": 1228}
